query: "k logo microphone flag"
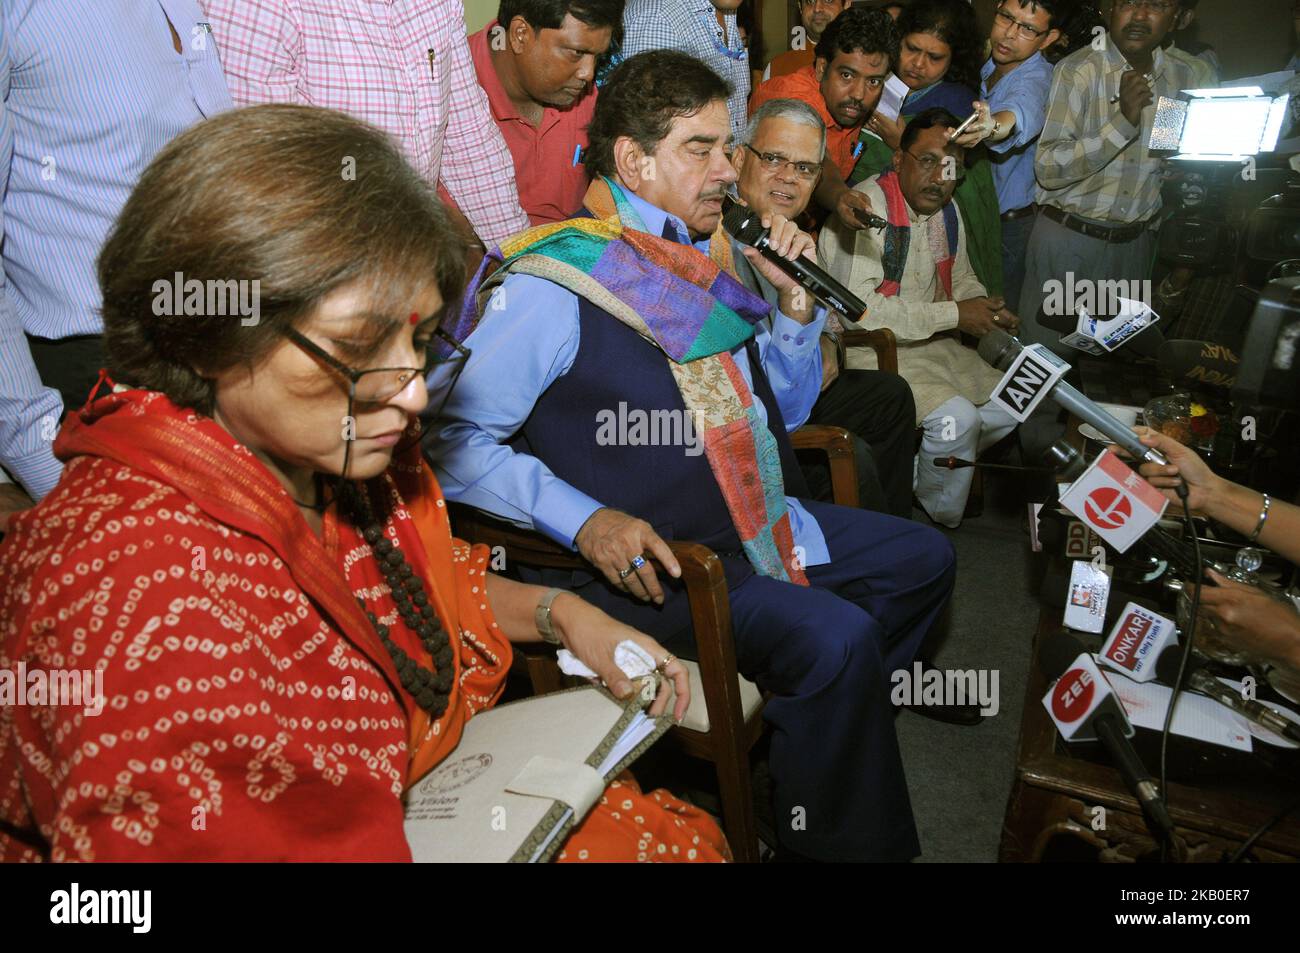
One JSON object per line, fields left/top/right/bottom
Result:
{"left": 1084, "top": 487, "right": 1132, "bottom": 530}
{"left": 1059, "top": 449, "right": 1168, "bottom": 553}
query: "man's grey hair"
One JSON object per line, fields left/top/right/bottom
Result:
{"left": 741, "top": 99, "right": 827, "bottom": 163}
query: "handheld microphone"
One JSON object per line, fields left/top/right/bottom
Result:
{"left": 1157, "top": 340, "right": 1240, "bottom": 389}
{"left": 1041, "top": 632, "right": 1175, "bottom": 838}
{"left": 978, "top": 329, "right": 1168, "bottom": 466}
{"left": 1155, "top": 646, "right": 1300, "bottom": 743}
{"left": 722, "top": 202, "right": 871, "bottom": 318}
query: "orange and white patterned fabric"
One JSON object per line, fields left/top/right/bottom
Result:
{"left": 0, "top": 389, "right": 727, "bottom": 862}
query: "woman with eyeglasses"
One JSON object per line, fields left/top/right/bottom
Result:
{"left": 854, "top": 0, "right": 1005, "bottom": 299}
{"left": 0, "top": 104, "right": 727, "bottom": 863}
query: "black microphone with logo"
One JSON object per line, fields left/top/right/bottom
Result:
{"left": 722, "top": 200, "right": 877, "bottom": 319}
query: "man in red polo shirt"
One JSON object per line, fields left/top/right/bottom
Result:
{"left": 751, "top": 6, "right": 896, "bottom": 229}
{"left": 467, "top": 0, "right": 622, "bottom": 225}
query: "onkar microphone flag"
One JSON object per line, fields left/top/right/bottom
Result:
{"left": 1099, "top": 602, "right": 1178, "bottom": 683}
{"left": 1058, "top": 449, "right": 1168, "bottom": 553}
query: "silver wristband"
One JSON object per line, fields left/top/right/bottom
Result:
{"left": 1247, "top": 492, "right": 1271, "bottom": 544}
{"left": 535, "top": 587, "right": 566, "bottom": 646}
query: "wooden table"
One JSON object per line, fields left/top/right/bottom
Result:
{"left": 999, "top": 603, "right": 1300, "bottom": 863}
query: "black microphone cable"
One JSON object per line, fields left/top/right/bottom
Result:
{"left": 1159, "top": 477, "right": 1203, "bottom": 863}
{"left": 1227, "top": 795, "right": 1300, "bottom": 862}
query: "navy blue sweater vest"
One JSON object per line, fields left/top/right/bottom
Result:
{"left": 509, "top": 294, "right": 806, "bottom": 556}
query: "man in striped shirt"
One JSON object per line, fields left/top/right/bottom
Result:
{"left": 622, "top": 0, "right": 751, "bottom": 141}
{"left": 203, "top": 0, "right": 531, "bottom": 250}
{"left": 0, "top": 0, "right": 231, "bottom": 530}
{"left": 1016, "top": 0, "right": 1214, "bottom": 351}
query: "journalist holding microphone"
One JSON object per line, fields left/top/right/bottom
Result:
{"left": 1135, "top": 428, "right": 1300, "bottom": 672}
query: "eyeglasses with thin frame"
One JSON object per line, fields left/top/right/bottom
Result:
{"left": 903, "top": 148, "right": 966, "bottom": 182}
{"left": 277, "top": 320, "right": 471, "bottom": 498}
{"left": 283, "top": 323, "right": 470, "bottom": 403}
{"left": 743, "top": 144, "right": 821, "bottom": 181}
{"left": 993, "top": 4, "right": 1048, "bottom": 40}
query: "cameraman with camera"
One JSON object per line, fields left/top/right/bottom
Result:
{"left": 1136, "top": 427, "right": 1300, "bottom": 671}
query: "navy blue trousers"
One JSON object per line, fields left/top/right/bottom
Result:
{"left": 551, "top": 501, "right": 956, "bottom": 861}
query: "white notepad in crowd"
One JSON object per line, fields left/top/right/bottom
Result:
{"left": 875, "top": 74, "right": 910, "bottom": 122}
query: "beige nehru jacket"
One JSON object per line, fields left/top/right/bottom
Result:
{"left": 818, "top": 174, "right": 1005, "bottom": 423}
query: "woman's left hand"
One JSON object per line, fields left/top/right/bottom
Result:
{"left": 551, "top": 592, "right": 691, "bottom": 721}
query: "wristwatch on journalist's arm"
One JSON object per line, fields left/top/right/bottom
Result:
{"left": 534, "top": 587, "right": 566, "bottom": 646}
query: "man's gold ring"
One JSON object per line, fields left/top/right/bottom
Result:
{"left": 657, "top": 653, "right": 677, "bottom": 672}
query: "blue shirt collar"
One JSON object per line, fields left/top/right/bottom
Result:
{"left": 981, "top": 50, "right": 1048, "bottom": 87}
{"left": 613, "top": 182, "right": 713, "bottom": 254}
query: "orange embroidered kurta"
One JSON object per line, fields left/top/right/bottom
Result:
{"left": 0, "top": 390, "right": 727, "bottom": 863}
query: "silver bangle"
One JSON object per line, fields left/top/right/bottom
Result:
{"left": 535, "top": 587, "right": 566, "bottom": 646}
{"left": 1248, "top": 492, "right": 1271, "bottom": 544}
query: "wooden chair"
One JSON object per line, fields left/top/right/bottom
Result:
{"left": 448, "top": 424, "right": 861, "bottom": 864}
{"left": 840, "top": 326, "right": 898, "bottom": 374}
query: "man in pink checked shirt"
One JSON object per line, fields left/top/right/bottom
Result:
{"left": 203, "top": 0, "right": 531, "bottom": 250}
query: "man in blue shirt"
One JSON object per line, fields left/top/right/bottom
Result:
{"left": 955, "top": 0, "right": 1062, "bottom": 314}
{"left": 0, "top": 1, "right": 230, "bottom": 529}
{"left": 426, "top": 50, "right": 957, "bottom": 862}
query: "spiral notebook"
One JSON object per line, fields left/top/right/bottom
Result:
{"left": 402, "top": 685, "right": 670, "bottom": 863}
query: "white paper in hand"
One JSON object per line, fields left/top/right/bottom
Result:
{"left": 875, "top": 74, "right": 909, "bottom": 122}
{"left": 557, "top": 641, "right": 659, "bottom": 704}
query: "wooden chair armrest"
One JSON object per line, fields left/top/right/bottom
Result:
{"left": 659, "top": 543, "right": 748, "bottom": 747}
{"left": 449, "top": 505, "right": 751, "bottom": 739}
{"left": 842, "top": 327, "right": 898, "bottom": 374}
{"left": 448, "top": 503, "right": 583, "bottom": 569}
{"left": 790, "top": 425, "right": 860, "bottom": 509}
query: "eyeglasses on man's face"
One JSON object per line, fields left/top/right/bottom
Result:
{"left": 743, "top": 144, "right": 821, "bottom": 181}
{"left": 903, "top": 149, "right": 966, "bottom": 182}
{"left": 283, "top": 323, "right": 471, "bottom": 407}
{"left": 994, "top": 4, "right": 1048, "bottom": 40}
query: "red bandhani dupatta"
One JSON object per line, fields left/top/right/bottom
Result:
{"left": 0, "top": 390, "right": 511, "bottom": 860}
{"left": 0, "top": 390, "right": 727, "bottom": 863}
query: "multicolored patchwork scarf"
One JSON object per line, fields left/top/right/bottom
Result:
{"left": 453, "top": 177, "right": 808, "bottom": 586}
{"left": 876, "top": 169, "right": 959, "bottom": 300}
